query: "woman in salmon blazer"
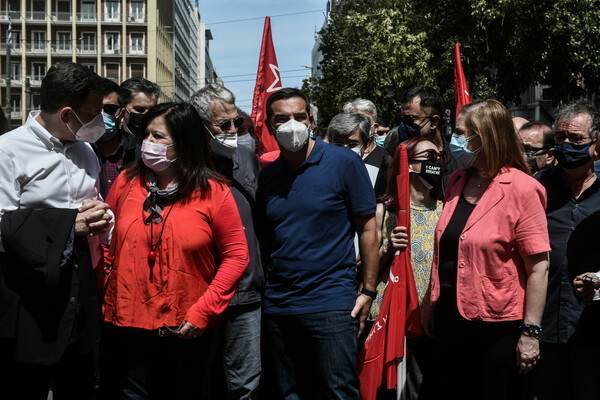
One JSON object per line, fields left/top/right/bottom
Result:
{"left": 421, "top": 99, "right": 550, "bottom": 400}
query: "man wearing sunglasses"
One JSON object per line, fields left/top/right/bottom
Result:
{"left": 518, "top": 121, "right": 555, "bottom": 175}
{"left": 92, "top": 78, "right": 159, "bottom": 198}
{"left": 384, "top": 86, "right": 459, "bottom": 190}
{"left": 191, "top": 83, "right": 264, "bottom": 399}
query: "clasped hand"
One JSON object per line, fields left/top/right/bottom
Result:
{"left": 75, "top": 199, "right": 112, "bottom": 237}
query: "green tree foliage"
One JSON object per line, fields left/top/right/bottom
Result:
{"left": 309, "top": 0, "right": 600, "bottom": 126}
{"left": 308, "top": 0, "right": 435, "bottom": 126}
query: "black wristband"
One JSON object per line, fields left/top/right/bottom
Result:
{"left": 361, "top": 287, "right": 377, "bottom": 299}
{"left": 519, "top": 323, "right": 542, "bottom": 338}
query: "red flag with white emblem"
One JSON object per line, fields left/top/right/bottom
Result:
{"left": 251, "top": 17, "right": 282, "bottom": 155}
{"left": 454, "top": 42, "right": 472, "bottom": 117}
{"left": 358, "top": 145, "right": 423, "bottom": 400}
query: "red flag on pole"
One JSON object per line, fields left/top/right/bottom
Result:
{"left": 251, "top": 16, "right": 282, "bottom": 155}
{"left": 358, "top": 145, "right": 423, "bottom": 400}
{"left": 454, "top": 43, "right": 472, "bottom": 117}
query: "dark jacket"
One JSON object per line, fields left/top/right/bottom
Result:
{"left": 213, "top": 151, "right": 264, "bottom": 306}
{"left": 0, "top": 209, "right": 99, "bottom": 365}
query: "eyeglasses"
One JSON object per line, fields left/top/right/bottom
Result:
{"left": 332, "top": 140, "right": 362, "bottom": 149}
{"left": 401, "top": 114, "right": 434, "bottom": 126}
{"left": 553, "top": 131, "right": 595, "bottom": 145}
{"left": 411, "top": 148, "right": 447, "bottom": 163}
{"left": 103, "top": 104, "right": 121, "bottom": 116}
{"left": 523, "top": 147, "right": 549, "bottom": 157}
{"left": 212, "top": 116, "right": 245, "bottom": 132}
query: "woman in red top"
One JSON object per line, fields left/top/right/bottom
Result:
{"left": 99, "top": 103, "right": 249, "bottom": 399}
{"left": 421, "top": 100, "right": 550, "bottom": 399}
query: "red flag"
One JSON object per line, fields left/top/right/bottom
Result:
{"left": 251, "top": 17, "right": 282, "bottom": 155}
{"left": 454, "top": 43, "right": 471, "bottom": 117}
{"left": 358, "top": 145, "right": 423, "bottom": 400}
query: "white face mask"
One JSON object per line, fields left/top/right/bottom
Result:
{"left": 209, "top": 131, "right": 238, "bottom": 159}
{"left": 66, "top": 110, "right": 107, "bottom": 143}
{"left": 275, "top": 119, "right": 309, "bottom": 152}
{"left": 141, "top": 140, "right": 176, "bottom": 172}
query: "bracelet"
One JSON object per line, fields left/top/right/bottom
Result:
{"left": 361, "top": 287, "right": 377, "bottom": 299}
{"left": 519, "top": 323, "right": 542, "bottom": 338}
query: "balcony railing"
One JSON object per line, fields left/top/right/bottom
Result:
{"left": 0, "top": 10, "right": 145, "bottom": 23}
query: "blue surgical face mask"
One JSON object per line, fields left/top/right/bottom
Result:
{"left": 97, "top": 112, "right": 119, "bottom": 142}
{"left": 350, "top": 146, "right": 362, "bottom": 157}
{"left": 594, "top": 160, "right": 600, "bottom": 179}
{"left": 375, "top": 135, "right": 386, "bottom": 147}
{"left": 397, "top": 117, "right": 431, "bottom": 142}
{"left": 450, "top": 133, "right": 481, "bottom": 169}
{"left": 554, "top": 141, "right": 593, "bottom": 169}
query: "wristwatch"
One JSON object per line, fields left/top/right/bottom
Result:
{"left": 361, "top": 287, "right": 377, "bottom": 300}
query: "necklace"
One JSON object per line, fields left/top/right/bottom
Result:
{"left": 148, "top": 204, "right": 175, "bottom": 273}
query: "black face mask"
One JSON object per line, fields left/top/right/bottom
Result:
{"left": 126, "top": 112, "right": 145, "bottom": 138}
{"left": 418, "top": 159, "right": 445, "bottom": 188}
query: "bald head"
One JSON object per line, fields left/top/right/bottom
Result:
{"left": 512, "top": 117, "right": 529, "bottom": 132}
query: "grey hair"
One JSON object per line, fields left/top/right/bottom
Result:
{"left": 342, "top": 98, "right": 377, "bottom": 120}
{"left": 327, "top": 112, "right": 371, "bottom": 144}
{"left": 555, "top": 100, "right": 600, "bottom": 140}
{"left": 190, "top": 83, "right": 236, "bottom": 121}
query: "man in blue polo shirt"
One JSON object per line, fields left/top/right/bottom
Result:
{"left": 256, "top": 88, "right": 379, "bottom": 399}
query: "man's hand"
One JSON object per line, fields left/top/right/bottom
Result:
{"left": 75, "top": 199, "right": 112, "bottom": 237}
{"left": 516, "top": 334, "right": 540, "bottom": 375}
{"left": 573, "top": 273, "right": 599, "bottom": 302}
{"left": 351, "top": 293, "right": 373, "bottom": 338}
{"left": 177, "top": 321, "right": 205, "bottom": 339}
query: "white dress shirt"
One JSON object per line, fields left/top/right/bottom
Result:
{"left": 0, "top": 111, "right": 105, "bottom": 253}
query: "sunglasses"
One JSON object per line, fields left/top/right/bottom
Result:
{"left": 411, "top": 148, "right": 447, "bottom": 163}
{"left": 401, "top": 114, "right": 434, "bottom": 126}
{"left": 103, "top": 104, "right": 122, "bottom": 116}
{"left": 212, "top": 116, "right": 245, "bottom": 132}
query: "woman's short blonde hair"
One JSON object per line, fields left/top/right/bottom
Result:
{"left": 460, "top": 99, "right": 530, "bottom": 178}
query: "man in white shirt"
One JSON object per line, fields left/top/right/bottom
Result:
{"left": 0, "top": 62, "right": 113, "bottom": 399}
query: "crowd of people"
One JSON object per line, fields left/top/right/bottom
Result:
{"left": 0, "top": 61, "right": 598, "bottom": 400}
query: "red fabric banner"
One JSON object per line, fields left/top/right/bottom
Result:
{"left": 358, "top": 145, "right": 423, "bottom": 400}
{"left": 454, "top": 43, "right": 472, "bottom": 117}
{"left": 251, "top": 16, "right": 282, "bottom": 155}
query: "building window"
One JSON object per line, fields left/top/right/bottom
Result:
{"left": 7, "top": 29, "right": 20, "bottom": 50}
{"left": 105, "top": 32, "right": 120, "bottom": 54}
{"left": 130, "top": 1, "right": 144, "bottom": 21}
{"left": 32, "top": 31, "right": 46, "bottom": 51}
{"left": 6, "top": 0, "right": 20, "bottom": 11}
{"left": 12, "top": 94, "right": 21, "bottom": 113}
{"left": 32, "top": 93, "right": 41, "bottom": 110}
{"left": 81, "top": 32, "right": 96, "bottom": 52}
{"left": 105, "top": 63, "right": 120, "bottom": 83}
{"left": 31, "top": 0, "right": 45, "bottom": 20}
{"left": 105, "top": 1, "right": 119, "bottom": 21}
{"left": 32, "top": 62, "right": 46, "bottom": 81}
{"left": 10, "top": 62, "right": 20, "bottom": 80}
{"left": 56, "top": 0, "right": 70, "bottom": 21}
{"left": 81, "top": 1, "right": 96, "bottom": 21}
{"left": 57, "top": 32, "right": 71, "bottom": 52}
{"left": 130, "top": 33, "right": 144, "bottom": 54}
{"left": 130, "top": 63, "right": 145, "bottom": 79}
